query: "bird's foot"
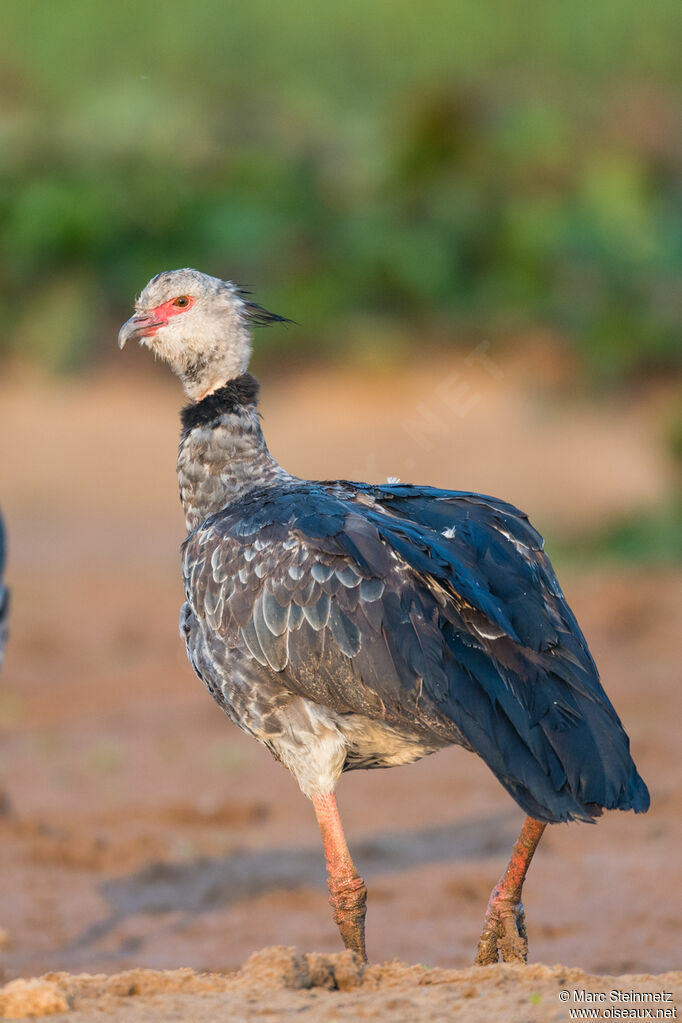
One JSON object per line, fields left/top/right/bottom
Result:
{"left": 329, "top": 873, "right": 368, "bottom": 962}
{"left": 474, "top": 884, "right": 528, "bottom": 965}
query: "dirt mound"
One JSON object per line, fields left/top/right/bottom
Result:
{"left": 1, "top": 948, "right": 680, "bottom": 1021}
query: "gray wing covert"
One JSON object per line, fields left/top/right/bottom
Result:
{"left": 180, "top": 492, "right": 456, "bottom": 737}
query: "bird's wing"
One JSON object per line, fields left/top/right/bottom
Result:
{"left": 182, "top": 486, "right": 436, "bottom": 727}
{"left": 182, "top": 484, "right": 648, "bottom": 822}
{"left": 342, "top": 482, "right": 591, "bottom": 657}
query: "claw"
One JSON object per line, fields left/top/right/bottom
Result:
{"left": 475, "top": 888, "right": 528, "bottom": 964}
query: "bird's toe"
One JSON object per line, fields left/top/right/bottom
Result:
{"left": 474, "top": 896, "right": 528, "bottom": 965}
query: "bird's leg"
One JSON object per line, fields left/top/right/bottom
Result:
{"left": 475, "top": 815, "right": 546, "bottom": 966}
{"left": 312, "top": 792, "right": 367, "bottom": 961}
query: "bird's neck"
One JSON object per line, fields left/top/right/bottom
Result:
{"left": 177, "top": 373, "right": 291, "bottom": 532}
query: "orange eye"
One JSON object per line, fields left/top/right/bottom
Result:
{"left": 172, "top": 295, "right": 190, "bottom": 308}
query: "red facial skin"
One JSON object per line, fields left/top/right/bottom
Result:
{"left": 141, "top": 296, "right": 195, "bottom": 336}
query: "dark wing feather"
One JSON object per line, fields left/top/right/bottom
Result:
{"left": 182, "top": 483, "right": 649, "bottom": 823}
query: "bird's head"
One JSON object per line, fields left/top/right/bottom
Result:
{"left": 118, "top": 268, "right": 289, "bottom": 401}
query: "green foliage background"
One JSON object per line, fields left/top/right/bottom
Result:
{"left": 0, "top": 0, "right": 680, "bottom": 380}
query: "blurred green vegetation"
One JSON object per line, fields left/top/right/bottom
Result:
{"left": 551, "top": 497, "right": 682, "bottom": 567}
{"left": 552, "top": 405, "right": 682, "bottom": 565}
{"left": 0, "top": 0, "right": 680, "bottom": 380}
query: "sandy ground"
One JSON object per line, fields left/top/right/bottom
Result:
{"left": 1, "top": 953, "right": 681, "bottom": 1021}
{"left": 0, "top": 352, "right": 680, "bottom": 1018}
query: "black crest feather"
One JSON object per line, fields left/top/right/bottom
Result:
{"left": 237, "top": 288, "right": 294, "bottom": 328}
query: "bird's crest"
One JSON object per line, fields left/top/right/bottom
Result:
{"left": 237, "top": 288, "right": 295, "bottom": 329}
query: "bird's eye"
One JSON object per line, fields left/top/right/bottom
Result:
{"left": 173, "top": 296, "right": 190, "bottom": 308}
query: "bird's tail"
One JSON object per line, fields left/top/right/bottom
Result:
{"left": 473, "top": 688, "right": 650, "bottom": 824}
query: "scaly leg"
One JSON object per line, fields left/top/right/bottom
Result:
{"left": 312, "top": 792, "right": 367, "bottom": 961}
{"left": 475, "top": 815, "right": 546, "bottom": 965}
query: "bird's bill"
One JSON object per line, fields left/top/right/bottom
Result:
{"left": 117, "top": 313, "right": 164, "bottom": 349}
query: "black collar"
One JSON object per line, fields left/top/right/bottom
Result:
{"left": 180, "top": 373, "right": 260, "bottom": 433}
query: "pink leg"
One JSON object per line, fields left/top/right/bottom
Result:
{"left": 312, "top": 792, "right": 367, "bottom": 961}
{"left": 475, "top": 815, "right": 546, "bottom": 965}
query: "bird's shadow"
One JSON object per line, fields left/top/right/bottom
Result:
{"left": 65, "top": 809, "right": 518, "bottom": 960}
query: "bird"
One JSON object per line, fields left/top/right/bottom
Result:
{"left": 0, "top": 510, "right": 8, "bottom": 670}
{"left": 119, "top": 268, "right": 649, "bottom": 966}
